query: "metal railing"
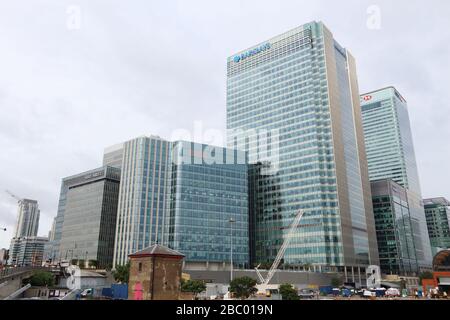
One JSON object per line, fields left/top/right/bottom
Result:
{"left": 3, "top": 284, "right": 31, "bottom": 300}
{"left": 0, "top": 266, "right": 48, "bottom": 280}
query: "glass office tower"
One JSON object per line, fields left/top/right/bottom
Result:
{"left": 111, "top": 136, "right": 250, "bottom": 269}
{"left": 165, "top": 141, "right": 249, "bottom": 269}
{"left": 227, "top": 21, "right": 379, "bottom": 276}
{"left": 12, "top": 199, "right": 40, "bottom": 239}
{"left": 361, "top": 87, "right": 432, "bottom": 269}
{"left": 103, "top": 142, "right": 124, "bottom": 169}
{"left": 113, "top": 136, "right": 171, "bottom": 267}
{"left": 59, "top": 166, "right": 120, "bottom": 268}
{"left": 371, "top": 179, "right": 418, "bottom": 275}
{"left": 424, "top": 198, "right": 450, "bottom": 255}
{"left": 43, "top": 182, "right": 70, "bottom": 262}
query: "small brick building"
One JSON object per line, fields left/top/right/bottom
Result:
{"left": 128, "top": 244, "right": 185, "bottom": 300}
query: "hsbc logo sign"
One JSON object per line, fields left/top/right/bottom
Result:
{"left": 362, "top": 95, "right": 372, "bottom": 102}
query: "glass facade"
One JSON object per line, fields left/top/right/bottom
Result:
{"left": 165, "top": 141, "right": 249, "bottom": 267}
{"left": 424, "top": 198, "right": 450, "bottom": 254}
{"left": 103, "top": 143, "right": 124, "bottom": 169}
{"left": 227, "top": 21, "right": 378, "bottom": 271}
{"left": 59, "top": 166, "right": 120, "bottom": 268}
{"left": 113, "top": 136, "right": 171, "bottom": 267}
{"left": 371, "top": 180, "right": 418, "bottom": 275}
{"left": 44, "top": 179, "right": 70, "bottom": 262}
{"left": 112, "top": 136, "right": 250, "bottom": 268}
{"left": 12, "top": 199, "right": 39, "bottom": 238}
{"left": 361, "top": 87, "right": 433, "bottom": 269}
{"left": 8, "top": 236, "right": 48, "bottom": 266}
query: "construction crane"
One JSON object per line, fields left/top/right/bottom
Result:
{"left": 255, "top": 209, "right": 305, "bottom": 291}
{"left": 5, "top": 190, "right": 23, "bottom": 203}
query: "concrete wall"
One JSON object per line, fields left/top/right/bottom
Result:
{"left": 185, "top": 270, "right": 337, "bottom": 288}
{"left": 0, "top": 272, "right": 34, "bottom": 299}
{"left": 0, "top": 278, "right": 22, "bottom": 299}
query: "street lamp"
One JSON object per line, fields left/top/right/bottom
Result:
{"left": 229, "top": 217, "right": 236, "bottom": 282}
{"left": 65, "top": 249, "right": 73, "bottom": 261}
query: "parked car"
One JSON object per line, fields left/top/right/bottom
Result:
{"left": 374, "top": 288, "right": 386, "bottom": 297}
{"left": 298, "top": 289, "right": 316, "bottom": 299}
{"left": 80, "top": 288, "right": 93, "bottom": 298}
{"left": 332, "top": 288, "right": 341, "bottom": 296}
{"left": 319, "top": 286, "right": 333, "bottom": 295}
{"left": 341, "top": 288, "right": 352, "bottom": 297}
{"left": 385, "top": 288, "right": 400, "bottom": 297}
{"left": 363, "top": 290, "right": 376, "bottom": 298}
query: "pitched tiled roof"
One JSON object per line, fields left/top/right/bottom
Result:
{"left": 128, "top": 244, "right": 185, "bottom": 258}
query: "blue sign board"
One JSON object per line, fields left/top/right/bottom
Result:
{"left": 233, "top": 43, "right": 271, "bottom": 63}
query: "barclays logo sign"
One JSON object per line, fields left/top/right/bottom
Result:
{"left": 233, "top": 43, "right": 271, "bottom": 63}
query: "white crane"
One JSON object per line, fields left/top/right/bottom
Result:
{"left": 255, "top": 209, "right": 305, "bottom": 288}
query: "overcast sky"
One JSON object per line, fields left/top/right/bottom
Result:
{"left": 1, "top": 0, "right": 449, "bottom": 248}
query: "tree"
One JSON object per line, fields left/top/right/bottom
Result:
{"left": 279, "top": 283, "right": 299, "bottom": 300}
{"left": 88, "top": 260, "right": 98, "bottom": 269}
{"left": 229, "top": 276, "right": 257, "bottom": 299}
{"left": 77, "top": 259, "right": 85, "bottom": 269}
{"left": 303, "top": 263, "right": 312, "bottom": 271}
{"left": 113, "top": 262, "right": 130, "bottom": 284}
{"left": 331, "top": 276, "right": 343, "bottom": 288}
{"left": 419, "top": 271, "right": 434, "bottom": 284}
{"left": 181, "top": 279, "right": 207, "bottom": 299}
{"left": 26, "top": 271, "right": 55, "bottom": 287}
{"left": 400, "top": 279, "right": 407, "bottom": 291}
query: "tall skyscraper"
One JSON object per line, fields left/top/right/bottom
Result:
{"left": 0, "top": 248, "right": 9, "bottom": 266}
{"left": 113, "top": 136, "right": 172, "bottom": 267}
{"left": 103, "top": 143, "right": 124, "bottom": 169}
{"left": 45, "top": 169, "right": 91, "bottom": 263}
{"left": 9, "top": 198, "right": 41, "bottom": 266}
{"left": 45, "top": 166, "right": 121, "bottom": 265}
{"left": 111, "top": 136, "right": 250, "bottom": 270}
{"left": 424, "top": 197, "right": 450, "bottom": 255}
{"left": 371, "top": 179, "right": 418, "bottom": 274}
{"left": 58, "top": 166, "right": 120, "bottom": 268}
{"left": 13, "top": 199, "right": 40, "bottom": 238}
{"left": 227, "top": 21, "right": 379, "bottom": 277}
{"left": 44, "top": 176, "right": 76, "bottom": 262}
{"left": 361, "top": 87, "right": 432, "bottom": 269}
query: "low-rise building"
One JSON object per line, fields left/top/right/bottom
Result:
{"left": 422, "top": 250, "right": 450, "bottom": 295}
{"left": 128, "top": 244, "right": 184, "bottom": 300}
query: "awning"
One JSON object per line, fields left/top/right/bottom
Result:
{"left": 438, "top": 277, "right": 450, "bottom": 286}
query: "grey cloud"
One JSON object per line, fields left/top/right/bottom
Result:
{"left": 1, "top": 0, "right": 449, "bottom": 247}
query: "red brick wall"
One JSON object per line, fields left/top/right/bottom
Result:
{"left": 128, "top": 256, "right": 183, "bottom": 300}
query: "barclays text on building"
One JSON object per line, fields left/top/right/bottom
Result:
{"left": 226, "top": 21, "right": 379, "bottom": 280}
